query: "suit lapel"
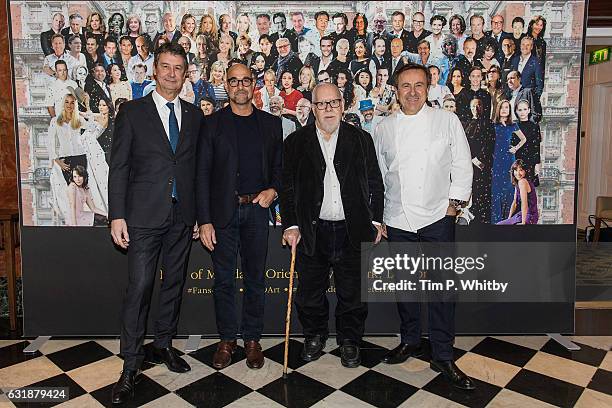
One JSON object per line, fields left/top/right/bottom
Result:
{"left": 333, "top": 123, "right": 355, "bottom": 184}
{"left": 221, "top": 107, "right": 238, "bottom": 156}
{"left": 175, "top": 98, "right": 191, "bottom": 154}
{"left": 305, "top": 125, "right": 325, "bottom": 181}
{"left": 143, "top": 93, "right": 174, "bottom": 155}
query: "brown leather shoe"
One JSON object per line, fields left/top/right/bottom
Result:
{"left": 244, "top": 340, "right": 264, "bottom": 369}
{"left": 212, "top": 340, "right": 237, "bottom": 369}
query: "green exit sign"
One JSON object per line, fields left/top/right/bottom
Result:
{"left": 590, "top": 47, "right": 611, "bottom": 65}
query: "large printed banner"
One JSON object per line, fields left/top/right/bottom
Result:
{"left": 10, "top": 1, "right": 586, "bottom": 335}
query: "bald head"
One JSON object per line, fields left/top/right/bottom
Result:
{"left": 225, "top": 63, "right": 254, "bottom": 107}
{"left": 227, "top": 62, "right": 251, "bottom": 79}
{"left": 312, "top": 82, "right": 342, "bottom": 102}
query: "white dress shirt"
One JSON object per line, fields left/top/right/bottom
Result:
{"left": 518, "top": 54, "right": 529, "bottom": 73}
{"left": 47, "top": 118, "right": 85, "bottom": 161}
{"left": 151, "top": 90, "right": 182, "bottom": 138}
{"left": 374, "top": 105, "right": 473, "bottom": 232}
{"left": 317, "top": 126, "right": 344, "bottom": 221}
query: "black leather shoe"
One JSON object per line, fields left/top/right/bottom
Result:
{"left": 340, "top": 340, "right": 361, "bottom": 368}
{"left": 430, "top": 360, "right": 476, "bottom": 390}
{"left": 301, "top": 335, "right": 327, "bottom": 362}
{"left": 381, "top": 343, "right": 423, "bottom": 364}
{"left": 111, "top": 369, "right": 139, "bottom": 405}
{"left": 149, "top": 347, "right": 191, "bottom": 373}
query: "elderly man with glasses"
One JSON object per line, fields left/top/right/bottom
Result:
{"left": 280, "top": 82, "right": 384, "bottom": 368}
{"left": 196, "top": 63, "right": 283, "bottom": 371}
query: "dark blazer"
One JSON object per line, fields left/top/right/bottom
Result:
{"left": 510, "top": 54, "right": 544, "bottom": 97}
{"left": 388, "top": 56, "right": 408, "bottom": 86}
{"left": 508, "top": 86, "right": 542, "bottom": 123}
{"left": 61, "top": 27, "right": 87, "bottom": 48}
{"left": 280, "top": 122, "right": 384, "bottom": 256}
{"left": 153, "top": 30, "right": 182, "bottom": 47}
{"left": 485, "top": 30, "right": 512, "bottom": 62}
{"left": 196, "top": 106, "right": 283, "bottom": 228}
{"left": 270, "top": 30, "right": 298, "bottom": 52}
{"left": 108, "top": 92, "right": 205, "bottom": 227}
{"left": 84, "top": 76, "right": 113, "bottom": 113}
{"left": 40, "top": 29, "right": 58, "bottom": 56}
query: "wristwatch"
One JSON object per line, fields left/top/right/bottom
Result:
{"left": 449, "top": 199, "right": 467, "bottom": 210}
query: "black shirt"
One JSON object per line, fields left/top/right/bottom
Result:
{"left": 235, "top": 111, "right": 264, "bottom": 194}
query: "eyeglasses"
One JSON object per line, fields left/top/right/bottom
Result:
{"left": 413, "top": 20, "right": 425, "bottom": 23}
{"left": 228, "top": 77, "right": 253, "bottom": 87}
{"left": 312, "top": 98, "right": 341, "bottom": 110}
{"left": 277, "top": 44, "right": 290, "bottom": 49}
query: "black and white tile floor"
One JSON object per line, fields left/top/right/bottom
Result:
{"left": 0, "top": 335, "right": 610, "bottom": 407}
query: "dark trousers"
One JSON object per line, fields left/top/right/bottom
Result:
{"left": 387, "top": 215, "right": 456, "bottom": 361}
{"left": 295, "top": 219, "right": 367, "bottom": 344}
{"left": 121, "top": 203, "right": 192, "bottom": 371}
{"left": 211, "top": 203, "right": 269, "bottom": 341}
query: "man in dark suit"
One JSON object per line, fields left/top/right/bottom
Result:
{"left": 61, "top": 13, "right": 87, "bottom": 49}
{"left": 108, "top": 43, "right": 205, "bottom": 404}
{"left": 269, "top": 12, "right": 298, "bottom": 53}
{"left": 153, "top": 12, "right": 182, "bottom": 46}
{"left": 506, "top": 70, "right": 542, "bottom": 123}
{"left": 40, "top": 12, "right": 65, "bottom": 56}
{"left": 372, "top": 36, "right": 391, "bottom": 72}
{"left": 196, "top": 63, "right": 282, "bottom": 371}
{"left": 485, "top": 14, "right": 512, "bottom": 63}
{"left": 388, "top": 38, "right": 408, "bottom": 86}
{"left": 499, "top": 37, "right": 517, "bottom": 84}
{"left": 84, "top": 63, "right": 112, "bottom": 113}
{"left": 510, "top": 36, "right": 544, "bottom": 98}
{"left": 280, "top": 82, "right": 384, "bottom": 368}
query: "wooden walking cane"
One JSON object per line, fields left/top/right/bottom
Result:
{"left": 282, "top": 245, "right": 297, "bottom": 379}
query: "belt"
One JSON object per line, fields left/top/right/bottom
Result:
{"left": 237, "top": 193, "right": 259, "bottom": 205}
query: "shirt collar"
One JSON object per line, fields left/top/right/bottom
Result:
{"left": 398, "top": 103, "right": 429, "bottom": 119}
{"left": 152, "top": 89, "right": 181, "bottom": 111}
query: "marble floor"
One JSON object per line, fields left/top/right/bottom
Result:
{"left": 0, "top": 336, "right": 610, "bottom": 407}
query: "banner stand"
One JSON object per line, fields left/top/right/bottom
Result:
{"left": 185, "top": 335, "right": 202, "bottom": 353}
{"left": 23, "top": 336, "right": 51, "bottom": 354}
{"left": 547, "top": 333, "right": 581, "bottom": 351}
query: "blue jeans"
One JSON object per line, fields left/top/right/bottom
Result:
{"left": 387, "top": 215, "right": 456, "bottom": 361}
{"left": 211, "top": 203, "right": 269, "bottom": 341}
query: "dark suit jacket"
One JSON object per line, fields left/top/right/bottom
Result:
{"left": 61, "top": 27, "right": 87, "bottom": 49}
{"left": 508, "top": 86, "right": 542, "bottom": 123}
{"left": 510, "top": 54, "right": 544, "bottom": 97}
{"left": 196, "top": 106, "right": 283, "bottom": 228}
{"left": 388, "top": 56, "right": 408, "bottom": 86}
{"left": 40, "top": 29, "right": 58, "bottom": 56}
{"left": 108, "top": 93, "right": 205, "bottom": 227}
{"left": 280, "top": 122, "right": 384, "bottom": 256}
{"left": 153, "top": 30, "right": 182, "bottom": 46}
{"left": 485, "top": 30, "right": 512, "bottom": 62}
{"left": 84, "top": 76, "right": 113, "bottom": 113}
{"left": 270, "top": 30, "right": 298, "bottom": 52}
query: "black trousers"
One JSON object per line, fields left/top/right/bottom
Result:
{"left": 387, "top": 215, "right": 456, "bottom": 362}
{"left": 295, "top": 219, "right": 367, "bottom": 344}
{"left": 120, "top": 203, "right": 192, "bottom": 371}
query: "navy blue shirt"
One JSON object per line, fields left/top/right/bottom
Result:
{"left": 235, "top": 111, "right": 264, "bottom": 194}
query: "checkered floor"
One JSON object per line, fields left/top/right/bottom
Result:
{"left": 0, "top": 336, "right": 610, "bottom": 407}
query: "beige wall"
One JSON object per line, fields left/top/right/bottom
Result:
{"left": 578, "top": 56, "right": 612, "bottom": 228}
